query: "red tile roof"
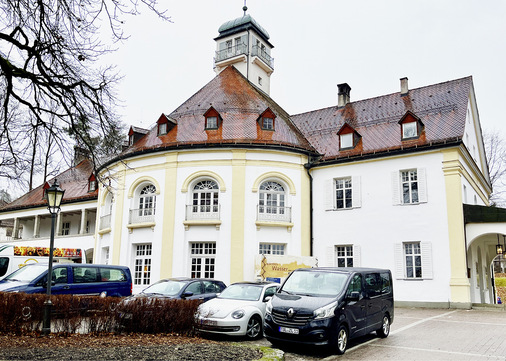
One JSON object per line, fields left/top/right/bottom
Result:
{"left": 118, "top": 66, "right": 316, "bottom": 159}
{"left": 292, "top": 76, "right": 472, "bottom": 161}
{"left": 0, "top": 159, "right": 97, "bottom": 212}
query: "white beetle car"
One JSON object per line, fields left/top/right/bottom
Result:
{"left": 197, "top": 281, "right": 279, "bottom": 339}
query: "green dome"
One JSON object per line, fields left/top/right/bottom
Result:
{"left": 218, "top": 14, "right": 270, "bottom": 40}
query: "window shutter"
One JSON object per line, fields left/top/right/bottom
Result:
{"left": 352, "top": 176, "right": 362, "bottom": 208}
{"left": 417, "top": 168, "right": 428, "bottom": 203}
{"left": 326, "top": 246, "right": 335, "bottom": 266}
{"left": 324, "top": 179, "right": 334, "bottom": 210}
{"left": 353, "top": 245, "right": 361, "bottom": 267}
{"left": 391, "top": 171, "right": 401, "bottom": 205}
{"left": 394, "top": 243, "right": 404, "bottom": 279}
{"left": 421, "top": 242, "right": 433, "bottom": 279}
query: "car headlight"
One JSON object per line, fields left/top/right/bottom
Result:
{"left": 265, "top": 300, "right": 272, "bottom": 315}
{"left": 231, "top": 309, "right": 245, "bottom": 319}
{"left": 314, "top": 301, "right": 337, "bottom": 320}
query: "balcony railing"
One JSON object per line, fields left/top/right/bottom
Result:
{"left": 186, "top": 204, "right": 221, "bottom": 221}
{"left": 129, "top": 208, "right": 156, "bottom": 224}
{"left": 257, "top": 205, "right": 291, "bottom": 223}
{"left": 99, "top": 214, "right": 111, "bottom": 230}
{"left": 215, "top": 43, "right": 248, "bottom": 63}
{"left": 251, "top": 45, "right": 274, "bottom": 69}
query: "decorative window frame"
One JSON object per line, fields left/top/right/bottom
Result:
{"left": 252, "top": 172, "right": 295, "bottom": 232}
{"left": 181, "top": 171, "right": 225, "bottom": 230}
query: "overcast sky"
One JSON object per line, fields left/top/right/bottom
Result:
{"left": 109, "top": 0, "right": 506, "bottom": 137}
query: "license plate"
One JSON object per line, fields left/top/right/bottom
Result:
{"left": 279, "top": 326, "right": 299, "bottom": 334}
{"left": 202, "top": 319, "right": 217, "bottom": 326}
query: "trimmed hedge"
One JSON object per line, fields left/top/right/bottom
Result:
{"left": 0, "top": 293, "right": 201, "bottom": 336}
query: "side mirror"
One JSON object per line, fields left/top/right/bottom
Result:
{"left": 182, "top": 291, "right": 194, "bottom": 299}
{"left": 263, "top": 295, "right": 272, "bottom": 303}
{"left": 346, "top": 291, "right": 360, "bottom": 301}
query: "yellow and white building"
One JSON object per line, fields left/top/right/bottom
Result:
{"left": 2, "top": 9, "right": 506, "bottom": 308}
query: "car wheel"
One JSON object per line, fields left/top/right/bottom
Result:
{"left": 335, "top": 325, "right": 348, "bottom": 355}
{"left": 377, "top": 314, "right": 390, "bottom": 338}
{"left": 246, "top": 315, "right": 263, "bottom": 339}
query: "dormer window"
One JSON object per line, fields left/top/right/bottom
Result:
{"left": 158, "top": 122, "right": 167, "bottom": 136}
{"left": 340, "top": 133, "right": 353, "bottom": 149}
{"left": 129, "top": 134, "right": 134, "bottom": 146}
{"left": 88, "top": 174, "right": 97, "bottom": 192}
{"left": 262, "top": 117, "right": 274, "bottom": 130}
{"left": 337, "top": 123, "right": 361, "bottom": 150}
{"left": 204, "top": 107, "right": 221, "bottom": 130}
{"left": 206, "top": 116, "right": 218, "bottom": 129}
{"left": 156, "top": 114, "right": 176, "bottom": 137}
{"left": 399, "top": 111, "right": 423, "bottom": 140}
{"left": 402, "top": 122, "right": 417, "bottom": 138}
{"left": 259, "top": 108, "right": 276, "bottom": 131}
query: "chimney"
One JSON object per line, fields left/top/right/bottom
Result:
{"left": 400, "top": 77, "right": 409, "bottom": 96}
{"left": 337, "top": 83, "right": 351, "bottom": 108}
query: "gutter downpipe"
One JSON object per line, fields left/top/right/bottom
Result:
{"left": 304, "top": 161, "right": 314, "bottom": 257}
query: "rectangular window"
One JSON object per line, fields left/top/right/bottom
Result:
{"left": 206, "top": 116, "right": 218, "bottom": 129}
{"left": 262, "top": 117, "right": 274, "bottom": 130}
{"left": 404, "top": 242, "right": 422, "bottom": 278}
{"left": 62, "top": 222, "right": 71, "bottom": 236}
{"left": 191, "top": 243, "right": 216, "bottom": 278}
{"left": 226, "top": 40, "right": 232, "bottom": 52}
{"left": 401, "top": 170, "right": 419, "bottom": 204}
{"left": 402, "top": 122, "right": 417, "bottom": 138}
{"left": 134, "top": 244, "right": 152, "bottom": 286}
{"left": 340, "top": 133, "right": 353, "bottom": 149}
{"left": 259, "top": 243, "right": 286, "bottom": 255}
{"left": 336, "top": 245, "right": 353, "bottom": 267}
{"left": 158, "top": 122, "right": 167, "bottom": 135}
{"left": 335, "top": 178, "right": 352, "bottom": 209}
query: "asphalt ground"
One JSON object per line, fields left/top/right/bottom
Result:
{"left": 244, "top": 307, "right": 506, "bottom": 361}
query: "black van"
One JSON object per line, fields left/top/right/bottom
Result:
{"left": 0, "top": 263, "right": 132, "bottom": 297}
{"left": 264, "top": 267, "right": 393, "bottom": 354}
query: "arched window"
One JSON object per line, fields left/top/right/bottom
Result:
{"left": 192, "top": 180, "right": 219, "bottom": 213}
{"left": 139, "top": 184, "right": 156, "bottom": 216}
{"left": 259, "top": 181, "right": 285, "bottom": 215}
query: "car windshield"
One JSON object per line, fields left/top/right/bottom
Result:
{"left": 3, "top": 264, "right": 48, "bottom": 282}
{"left": 141, "top": 280, "right": 186, "bottom": 296}
{"left": 219, "top": 284, "right": 262, "bottom": 301}
{"left": 281, "top": 271, "right": 348, "bottom": 297}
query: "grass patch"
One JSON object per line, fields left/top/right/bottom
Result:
{"left": 495, "top": 278, "right": 506, "bottom": 287}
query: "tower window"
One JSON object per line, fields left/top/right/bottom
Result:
{"left": 258, "top": 76, "right": 263, "bottom": 86}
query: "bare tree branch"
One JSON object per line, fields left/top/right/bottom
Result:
{"left": 0, "top": 0, "right": 170, "bottom": 193}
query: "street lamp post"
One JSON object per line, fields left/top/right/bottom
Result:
{"left": 42, "top": 179, "right": 65, "bottom": 336}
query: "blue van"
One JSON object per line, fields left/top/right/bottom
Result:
{"left": 264, "top": 267, "right": 394, "bottom": 355}
{"left": 0, "top": 263, "right": 132, "bottom": 297}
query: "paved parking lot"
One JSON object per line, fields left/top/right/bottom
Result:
{"left": 249, "top": 307, "right": 506, "bottom": 360}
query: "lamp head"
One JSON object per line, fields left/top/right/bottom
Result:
{"left": 45, "top": 179, "right": 65, "bottom": 214}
